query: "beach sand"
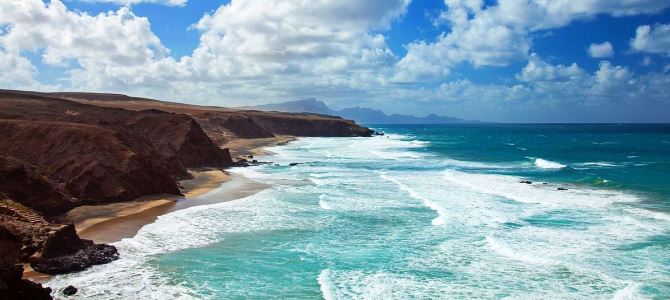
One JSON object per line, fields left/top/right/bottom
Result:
{"left": 24, "top": 136, "right": 292, "bottom": 282}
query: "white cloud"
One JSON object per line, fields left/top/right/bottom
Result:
{"left": 517, "top": 53, "right": 586, "bottom": 82}
{"left": 75, "top": 0, "right": 187, "bottom": 6}
{"left": 631, "top": 23, "right": 670, "bottom": 56}
{"left": 0, "top": 0, "right": 168, "bottom": 67}
{"left": 588, "top": 41, "right": 614, "bottom": 58}
{"left": 68, "top": 0, "right": 412, "bottom": 102}
{"left": 0, "top": 50, "right": 38, "bottom": 88}
{"left": 395, "top": 0, "right": 670, "bottom": 82}
{"left": 392, "top": 56, "right": 665, "bottom": 122}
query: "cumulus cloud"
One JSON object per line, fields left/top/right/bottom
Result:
{"left": 0, "top": 50, "right": 38, "bottom": 88}
{"left": 588, "top": 41, "right": 614, "bottom": 58}
{"left": 401, "top": 56, "right": 661, "bottom": 122}
{"left": 517, "top": 53, "right": 586, "bottom": 82}
{"left": 395, "top": 0, "right": 670, "bottom": 82}
{"left": 80, "top": 0, "right": 411, "bottom": 102}
{"left": 75, "top": 0, "right": 187, "bottom": 6}
{"left": 631, "top": 23, "right": 670, "bottom": 56}
{"left": 0, "top": 0, "right": 168, "bottom": 67}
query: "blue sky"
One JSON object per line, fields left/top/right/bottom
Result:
{"left": 1, "top": 0, "right": 670, "bottom": 122}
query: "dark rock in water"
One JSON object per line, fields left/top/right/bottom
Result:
{"left": 252, "top": 160, "right": 258, "bottom": 163}
{"left": 29, "top": 224, "right": 119, "bottom": 275}
{"left": 374, "top": 131, "right": 385, "bottom": 136}
{"left": 557, "top": 187, "right": 569, "bottom": 191}
{"left": 519, "top": 180, "right": 532, "bottom": 184}
{"left": 289, "top": 163, "right": 302, "bottom": 166}
{"left": 62, "top": 285, "right": 78, "bottom": 296}
{"left": 542, "top": 182, "right": 548, "bottom": 185}
{"left": 31, "top": 242, "right": 119, "bottom": 275}
{"left": 235, "top": 158, "right": 250, "bottom": 167}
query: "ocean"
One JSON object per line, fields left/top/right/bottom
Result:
{"left": 46, "top": 124, "right": 670, "bottom": 299}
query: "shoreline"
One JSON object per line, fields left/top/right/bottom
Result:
{"left": 24, "top": 136, "right": 293, "bottom": 282}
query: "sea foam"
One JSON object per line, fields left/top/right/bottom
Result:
{"left": 533, "top": 158, "right": 567, "bottom": 169}
{"left": 380, "top": 173, "right": 447, "bottom": 225}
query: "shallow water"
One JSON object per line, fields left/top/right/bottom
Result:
{"left": 46, "top": 124, "right": 670, "bottom": 299}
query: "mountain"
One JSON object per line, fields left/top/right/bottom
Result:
{"left": 243, "top": 99, "right": 476, "bottom": 124}
{"left": 250, "top": 98, "right": 336, "bottom": 116}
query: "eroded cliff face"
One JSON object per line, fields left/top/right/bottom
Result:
{"left": 125, "top": 110, "right": 234, "bottom": 168}
{"left": 0, "top": 89, "right": 374, "bottom": 297}
{"left": 0, "top": 120, "right": 182, "bottom": 207}
{"left": 242, "top": 112, "right": 374, "bottom": 137}
{"left": 0, "top": 92, "right": 235, "bottom": 211}
{"left": 0, "top": 155, "right": 74, "bottom": 216}
{"left": 194, "top": 113, "right": 275, "bottom": 144}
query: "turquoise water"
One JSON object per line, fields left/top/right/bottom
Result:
{"left": 47, "top": 124, "right": 670, "bottom": 299}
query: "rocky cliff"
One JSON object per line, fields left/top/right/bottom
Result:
{"left": 0, "top": 198, "right": 118, "bottom": 298}
{"left": 34, "top": 90, "right": 375, "bottom": 143}
{"left": 0, "top": 89, "right": 373, "bottom": 298}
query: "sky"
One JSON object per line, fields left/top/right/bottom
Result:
{"left": 1, "top": 0, "right": 669, "bottom": 122}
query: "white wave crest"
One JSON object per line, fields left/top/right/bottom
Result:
{"left": 486, "top": 236, "right": 557, "bottom": 265}
{"left": 318, "top": 269, "right": 335, "bottom": 300}
{"left": 319, "top": 194, "right": 331, "bottom": 210}
{"left": 533, "top": 158, "right": 567, "bottom": 169}
{"left": 380, "top": 174, "right": 447, "bottom": 225}
{"left": 442, "top": 169, "right": 638, "bottom": 208}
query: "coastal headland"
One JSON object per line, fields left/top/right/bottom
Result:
{"left": 0, "top": 89, "right": 372, "bottom": 298}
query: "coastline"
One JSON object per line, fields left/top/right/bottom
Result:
{"left": 24, "top": 136, "right": 293, "bottom": 282}
{"left": 225, "top": 135, "right": 296, "bottom": 157}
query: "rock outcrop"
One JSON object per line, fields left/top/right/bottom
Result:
{"left": 0, "top": 199, "right": 119, "bottom": 271}
{"left": 0, "top": 224, "right": 52, "bottom": 300}
{"left": 0, "top": 198, "right": 118, "bottom": 298}
{"left": 29, "top": 224, "right": 119, "bottom": 274}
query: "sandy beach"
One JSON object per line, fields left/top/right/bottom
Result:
{"left": 24, "top": 136, "right": 292, "bottom": 282}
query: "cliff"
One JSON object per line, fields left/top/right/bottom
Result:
{"left": 35, "top": 91, "right": 375, "bottom": 143}
{"left": 0, "top": 89, "right": 372, "bottom": 298}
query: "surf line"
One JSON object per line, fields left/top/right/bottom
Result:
{"left": 378, "top": 172, "right": 447, "bottom": 226}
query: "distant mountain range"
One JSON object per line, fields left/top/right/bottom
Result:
{"left": 243, "top": 99, "right": 477, "bottom": 124}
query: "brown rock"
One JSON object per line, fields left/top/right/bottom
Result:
{"left": 0, "top": 224, "right": 52, "bottom": 299}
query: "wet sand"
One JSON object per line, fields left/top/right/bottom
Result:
{"left": 60, "top": 169, "right": 231, "bottom": 240}
{"left": 74, "top": 173, "right": 268, "bottom": 244}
